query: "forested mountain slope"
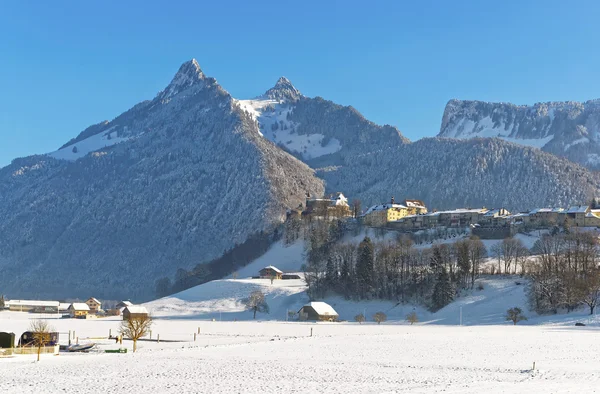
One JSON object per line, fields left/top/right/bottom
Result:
{"left": 0, "top": 60, "right": 324, "bottom": 300}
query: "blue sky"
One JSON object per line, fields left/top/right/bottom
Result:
{"left": 1, "top": 0, "right": 599, "bottom": 167}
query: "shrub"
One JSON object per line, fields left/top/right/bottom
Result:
{"left": 506, "top": 307, "right": 527, "bottom": 325}
{"left": 354, "top": 313, "right": 365, "bottom": 324}
{"left": 406, "top": 311, "right": 418, "bottom": 325}
{"left": 373, "top": 312, "right": 387, "bottom": 325}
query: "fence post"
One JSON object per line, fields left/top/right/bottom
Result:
{"left": 310, "top": 328, "right": 313, "bottom": 337}
{"left": 157, "top": 334, "right": 160, "bottom": 343}
{"left": 194, "top": 333, "right": 197, "bottom": 342}
{"left": 109, "top": 328, "right": 112, "bottom": 338}
{"left": 76, "top": 337, "right": 79, "bottom": 345}
{"left": 150, "top": 330, "right": 152, "bottom": 340}
{"left": 197, "top": 327, "right": 200, "bottom": 334}
{"left": 68, "top": 330, "right": 72, "bottom": 346}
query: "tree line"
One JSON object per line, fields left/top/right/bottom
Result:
{"left": 527, "top": 230, "right": 600, "bottom": 315}
{"left": 301, "top": 219, "right": 488, "bottom": 312}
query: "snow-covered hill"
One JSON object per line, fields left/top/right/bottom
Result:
{"left": 144, "top": 230, "right": 597, "bottom": 326}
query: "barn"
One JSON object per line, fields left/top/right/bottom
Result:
{"left": 298, "top": 302, "right": 339, "bottom": 322}
{"left": 259, "top": 266, "right": 283, "bottom": 279}
{"left": 122, "top": 306, "right": 149, "bottom": 320}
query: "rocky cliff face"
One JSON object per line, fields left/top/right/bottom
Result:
{"left": 0, "top": 60, "right": 324, "bottom": 300}
{"left": 439, "top": 99, "right": 600, "bottom": 169}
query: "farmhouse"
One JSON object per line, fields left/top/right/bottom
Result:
{"left": 68, "top": 303, "right": 90, "bottom": 318}
{"left": 298, "top": 302, "right": 339, "bottom": 322}
{"left": 85, "top": 297, "right": 102, "bottom": 314}
{"left": 116, "top": 300, "right": 133, "bottom": 309}
{"left": 259, "top": 266, "right": 283, "bottom": 279}
{"left": 6, "top": 300, "right": 59, "bottom": 313}
{"left": 122, "top": 306, "right": 149, "bottom": 320}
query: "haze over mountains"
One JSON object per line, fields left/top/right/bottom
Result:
{"left": 1, "top": 59, "right": 599, "bottom": 300}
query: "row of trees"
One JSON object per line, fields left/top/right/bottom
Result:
{"left": 301, "top": 220, "right": 488, "bottom": 312}
{"left": 527, "top": 231, "right": 600, "bottom": 315}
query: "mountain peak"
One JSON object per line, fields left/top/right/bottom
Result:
{"left": 158, "top": 58, "right": 206, "bottom": 100}
{"left": 260, "top": 76, "right": 302, "bottom": 101}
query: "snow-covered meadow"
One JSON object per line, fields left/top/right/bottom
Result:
{"left": 3, "top": 236, "right": 599, "bottom": 393}
{"left": 1, "top": 311, "right": 599, "bottom": 393}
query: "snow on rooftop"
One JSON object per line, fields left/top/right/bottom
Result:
{"left": 427, "top": 208, "right": 488, "bottom": 216}
{"left": 261, "top": 265, "right": 283, "bottom": 274}
{"left": 364, "top": 203, "right": 408, "bottom": 215}
{"left": 124, "top": 306, "right": 149, "bottom": 314}
{"left": 530, "top": 207, "right": 564, "bottom": 214}
{"left": 6, "top": 300, "right": 59, "bottom": 307}
{"left": 567, "top": 205, "right": 589, "bottom": 213}
{"left": 302, "top": 301, "right": 338, "bottom": 316}
{"left": 70, "top": 303, "right": 90, "bottom": 311}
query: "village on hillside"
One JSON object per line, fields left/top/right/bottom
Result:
{"left": 292, "top": 192, "right": 600, "bottom": 237}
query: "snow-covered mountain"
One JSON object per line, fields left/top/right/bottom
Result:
{"left": 235, "top": 78, "right": 408, "bottom": 163}
{"left": 438, "top": 99, "right": 600, "bottom": 169}
{"left": 0, "top": 59, "right": 324, "bottom": 300}
{"left": 2, "top": 59, "right": 600, "bottom": 301}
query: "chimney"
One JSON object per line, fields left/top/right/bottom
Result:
{"left": 391, "top": 196, "right": 395, "bottom": 204}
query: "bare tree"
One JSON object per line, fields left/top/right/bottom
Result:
{"left": 354, "top": 313, "right": 365, "bottom": 324}
{"left": 505, "top": 307, "right": 527, "bottom": 325}
{"left": 373, "top": 312, "right": 387, "bottom": 325}
{"left": 243, "top": 290, "right": 269, "bottom": 319}
{"left": 29, "top": 319, "right": 54, "bottom": 361}
{"left": 579, "top": 269, "right": 600, "bottom": 315}
{"left": 406, "top": 311, "right": 418, "bottom": 325}
{"left": 120, "top": 315, "right": 153, "bottom": 352}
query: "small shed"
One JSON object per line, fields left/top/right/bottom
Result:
{"left": 0, "top": 332, "right": 15, "bottom": 349}
{"left": 298, "top": 302, "right": 339, "bottom": 322}
{"left": 122, "top": 306, "right": 149, "bottom": 320}
{"left": 18, "top": 331, "right": 59, "bottom": 347}
{"left": 68, "top": 303, "right": 90, "bottom": 318}
{"left": 259, "top": 266, "right": 283, "bottom": 279}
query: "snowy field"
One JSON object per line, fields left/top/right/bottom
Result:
{"left": 1, "top": 312, "right": 599, "bottom": 393}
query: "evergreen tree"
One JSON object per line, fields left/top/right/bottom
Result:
{"left": 431, "top": 266, "right": 454, "bottom": 312}
{"left": 356, "top": 237, "right": 374, "bottom": 298}
{"left": 326, "top": 255, "right": 337, "bottom": 288}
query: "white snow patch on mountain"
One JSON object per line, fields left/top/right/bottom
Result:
{"left": 443, "top": 116, "right": 554, "bottom": 149}
{"left": 564, "top": 137, "right": 589, "bottom": 151}
{"left": 236, "top": 98, "right": 342, "bottom": 160}
{"left": 47, "top": 126, "right": 130, "bottom": 161}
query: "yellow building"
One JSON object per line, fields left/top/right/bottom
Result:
{"left": 363, "top": 203, "right": 410, "bottom": 227}
{"left": 68, "top": 303, "right": 90, "bottom": 318}
{"left": 585, "top": 210, "right": 600, "bottom": 227}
